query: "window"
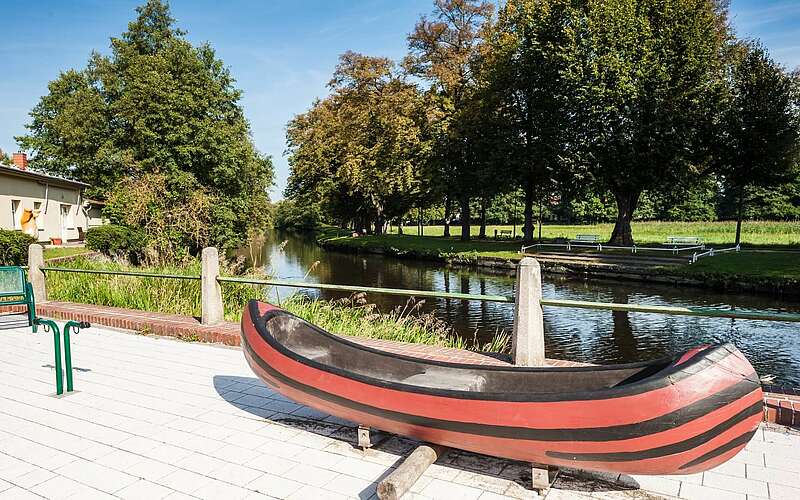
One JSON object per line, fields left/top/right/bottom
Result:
{"left": 33, "top": 202, "right": 44, "bottom": 230}
{"left": 11, "top": 200, "right": 21, "bottom": 230}
{"left": 61, "top": 204, "right": 75, "bottom": 229}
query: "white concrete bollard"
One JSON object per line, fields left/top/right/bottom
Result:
{"left": 201, "top": 247, "right": 224, "bottom": 325}
{"left": 512, "top": 257, "right": 545, "bottom": 367}
{"left": 28, "top": 244, "right": 47, "bottom": 303}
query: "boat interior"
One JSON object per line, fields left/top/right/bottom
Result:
{"left": 261, "top": 312, "right": 676, "bottom": 395}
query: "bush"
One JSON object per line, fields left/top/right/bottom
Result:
{"left": 85, "top": 225, "right": 148, "bottom": 263}
{"left": 274, "top": 199, "right": 319, "bottom": 231}
{"left": 0, "top": 230, "right": 36, "bottom": 266}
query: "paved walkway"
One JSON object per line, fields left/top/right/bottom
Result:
{"left": 0, "top": 322, "right": 798, "bottom": 500}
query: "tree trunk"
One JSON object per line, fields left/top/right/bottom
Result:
{"left": 478, "top": 198, "right": 487, "bottom": 239}
{"left": 460, "top": 196, "right": 471, "bottom": 242}
{"left": 523, "top": 181, "right": 534, "bottom": 242}
{"left": 398, "top": 219, "right": 404, "bottom": 235}
{"left": 374, "top": 215, "right": 385, "bottom": 235}
{"left": 537, "top": 200, "right": 543, "bottom": 242}
{"left": 735, "top": 188, "right": 744, "bottom": 246}
{"left": 418, "top": 207, "right": 423, "bottom": 236}
{"left": 443, "top": 196, "right": 451, "bottom": 238}
{"left": 609, "top": 190, "right": 641, "bottom": 246}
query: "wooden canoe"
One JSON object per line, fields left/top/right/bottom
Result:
{"left": 241, "top": 300, "right": 763, "bottom": 475}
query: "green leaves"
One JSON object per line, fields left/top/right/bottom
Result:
{"left": 16, "top": 0, "right": 273, "bottom": 251}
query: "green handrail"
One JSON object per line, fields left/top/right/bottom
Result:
{"left": 539, "top": 299, "right": 800, "bottom": 323}
{"left": 42, "top": 267, "right": 201, "bottom": 280}
{"left": 216, "top": 276, "right": 515, "bottom": 303}
{"left": 40, "top": 266, "right": 800, "bottom": 322}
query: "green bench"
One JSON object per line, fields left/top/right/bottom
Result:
{"left": 666, "top": 236, "right": 704, "bottom": 246}
{"left": 570, "top": 234, "right": 600, "bottom": 244}
{"left": 0, "top": 266, "right": 37, "bottom": 332}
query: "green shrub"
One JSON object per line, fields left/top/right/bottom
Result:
{"left": 0, "top": 230, "right": 36, "bottom": 266}
{"left": 274, "top": 199, "right": 319, "bottom": 231}
{"left": 85, "top": 225, "right": 148, "bottom": 263}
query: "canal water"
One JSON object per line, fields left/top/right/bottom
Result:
{"left": 240, "top": 231, "right": 800, "bottom": 387}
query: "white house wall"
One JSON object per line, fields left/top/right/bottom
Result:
{"left": 0, "top": 173, "right": 92, "bottom": 243}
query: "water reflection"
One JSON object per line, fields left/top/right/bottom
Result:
{"left": 235, "top": 230, "right": 800, "bottom": 386}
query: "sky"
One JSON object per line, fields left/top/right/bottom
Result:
{"left": 1, "top": 0, "right": 798, "bottom": 200}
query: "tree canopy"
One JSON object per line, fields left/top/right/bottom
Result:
{"left": 282, "top": 0, "right": 799, "bottom": 241}
{"left": 17, "top": 0, "right": 273, "bottom": 253}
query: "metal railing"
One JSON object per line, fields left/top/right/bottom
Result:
{"left": 521, "top": 242, "right": 705, "bottom": 257}
{"left": 40, "top": 265, "right": 800, "bottom": 323}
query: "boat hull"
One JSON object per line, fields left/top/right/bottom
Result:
{"left": 241, "top": 300, "right": 763, "bottom": 475}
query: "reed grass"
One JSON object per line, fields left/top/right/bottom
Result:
{"left": 45, "top": 256, "right": 510, "bottom": 353}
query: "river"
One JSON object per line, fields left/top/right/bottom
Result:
{"left": 238, "top": 230, "right": 800, "bottom": 387}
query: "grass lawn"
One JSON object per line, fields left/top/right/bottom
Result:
{"left": 675, "top": 251, "right": 800, "bottom": 281}
{"left": 318, "top": 225, "right": 800, "bottom": 282}
{"left": 44, "top": 246, "right": 94, "bottom": 260}
{"left": 388, "top": 220, "right": 800, "bottom": 247}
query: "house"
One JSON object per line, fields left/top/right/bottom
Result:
{"left": 0, "top": 152, "right": 105, "bottom": 244}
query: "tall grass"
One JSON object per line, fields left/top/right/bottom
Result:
{"left": 46, "top": 256, "right": 509, "bottom": 353}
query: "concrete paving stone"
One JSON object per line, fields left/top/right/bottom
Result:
{"left": 0, "top": 486, "right": 43, "bottom": 500}
{"left": 764, "top": 455, "right": 800, "bottom": 473}
{"left": 679, "top": 482, "right": 747, "bottom": 500}
{"left": 125, "top": 458, "right": 179, "bottom": 481}
{"left": 30, "top": 475, "right": 100, "bottom": 499}
{"left": 114, "top": 479, "right": 174, "bottom": 500}
{"left": 208, "top": 462, "right": 264, "bottom": 485}
{"left": 745, "top": 464, "right": 800, "bottom": 487}
{"left": 768, "top": 482, "right": 800, "bottom": 500}
{"left": 702, "top": 470, "right": 768, "bottom": 497}
{"left": 143, "top": 444, "right": 195, "bottom": 464}
{"left": 246, "top": 473, "right": 304, "bottom": 498}
{"left": 174, "top": 452, "right": 228, "bottom": 475}
{"left": 730, "top": 449, "right": 766, "bottom": 467}
{"left": 709, "top": 460, "right": 747, "bottom": 478}
{"left": 155, "top": 468, "right": 215, "bottom": 494}
{"left": 55, "top": 459, "right": 139, "bottom": 494}
{"left": 283, "top": 463, "right": 340, "bottom": 487}
{"left": 10, "top": 467, "right": 57, "bottom": 489}
{"left": 322, "top": 473, "right": 377, "bottom": 497}
{"left": 192, "top": 479, "right": 254, "bottom": 499}
{"left": 3, "top": 324, "right": 800, "bottom": 500}
{"left": 419, "top": 478, "right": 484, "bottom": 500}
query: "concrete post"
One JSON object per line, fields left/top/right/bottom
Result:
{"left": 201, "top": 247, "right": 223, "bottom": 325}
{"left": 512, "top": 257, "right": 545, "bottom": 366}
{"left": 28, "top": 244, "right": 47, "bottom": 303}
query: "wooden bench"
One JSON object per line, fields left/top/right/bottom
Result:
{"left": 0, "top": 266, "right": 37, "bottom": 332}
{"left": 570, "top": 234, "right": 600, "bottom": 244}
{"left": 666, "top": 236, "right": 703, "bottom": 246}
{"left": 494, "top": 229, "right": 513, "bottom": 239}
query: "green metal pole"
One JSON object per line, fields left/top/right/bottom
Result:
{"left": 63, "top": 323, "right": 73, "bottom": 392}
{"left": 35, "top": 319, "right": 64, "bottom": 395}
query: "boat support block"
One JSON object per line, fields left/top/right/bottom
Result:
{"left": 377, "top": 444, "right": 448, "bottom": 500}
{"left": 532, "top": 463, "right": 556, "bottom": 492}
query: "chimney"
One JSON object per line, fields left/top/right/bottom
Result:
{"left": 12, "top": 152, "right": 28, "bottom": 170}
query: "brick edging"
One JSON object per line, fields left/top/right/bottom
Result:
{"left": 2, "top": 300, "right": 798, "bottom": 428}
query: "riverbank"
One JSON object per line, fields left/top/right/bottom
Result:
{"left": 316, "top": 228, "right": 800, "bottom": 296}
{"left": 44, "top": 256, "right": 510, "bottom": 352}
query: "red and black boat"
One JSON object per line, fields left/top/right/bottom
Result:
{"left": 241, "top": 300, "right": 763, "bottom": 475}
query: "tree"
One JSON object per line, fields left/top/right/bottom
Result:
{"left": 406, "top": 0, "right": 494, "bottom": 241}
{"left": 16, "top": 0, "right": 273, "bottom": 251}
{"left": 286, "top": 52, "right": 429, "bottom": 233}
{"left": 714, "top": 42, "right": 800, "bottom": 244}
{"left": 562, "top": 0, "right": 728, "bottom": 245}
{"left": 484, "top": 0, "right": 576, "bottom": 242}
